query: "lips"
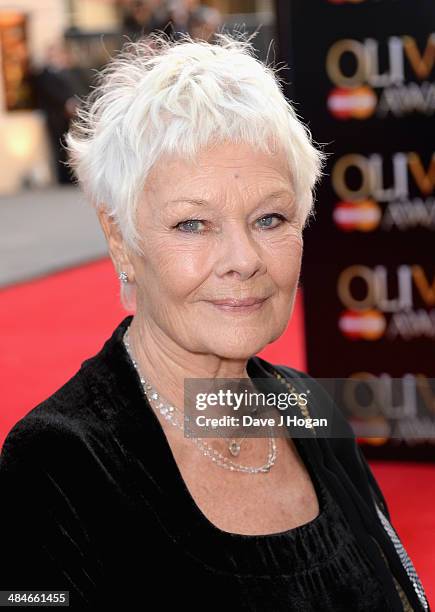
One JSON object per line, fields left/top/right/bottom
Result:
{"left": 209, "top": 297, "right": 267, "bottom": 307}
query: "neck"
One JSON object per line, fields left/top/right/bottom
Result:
{"left": 127, "top": 313, "right": 253, "bottom": 412}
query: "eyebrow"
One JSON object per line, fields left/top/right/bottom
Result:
{"left": 164, "top": 190, "right": 294, "bottom": 208}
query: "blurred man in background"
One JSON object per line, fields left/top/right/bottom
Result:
{"left": 121, "top": 0, "right": 166, "bottom": 40}
{"left": 31, "top": 42, "right": 90, "bottom": 185}
{"left": 120, "top": 0, "right": 220, "bottom": 42}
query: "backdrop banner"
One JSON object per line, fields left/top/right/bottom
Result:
{"left": 275, "top": 0, "right": 435, "bottom": 460}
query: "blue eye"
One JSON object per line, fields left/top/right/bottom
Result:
{"left": 256, "top": 214, "right": 286, "bottom": 229}
{"left": 175, "top": 219, "right": 206, "bottom": 233}
{"left": 175, "top": 213, "right": 286, "bottom": 234}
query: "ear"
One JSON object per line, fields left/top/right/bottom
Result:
{"left": 97, "top": 207, "right": 135, "bottom": 283}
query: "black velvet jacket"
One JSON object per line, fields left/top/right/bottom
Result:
{"left": 0, "top": 315, "right": 430, "bottom": 611}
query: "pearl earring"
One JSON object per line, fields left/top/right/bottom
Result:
{"left": 118, "top": 271, "right": 128, "bottom": 283}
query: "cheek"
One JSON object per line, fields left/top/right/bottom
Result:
{"left": 265, "top": 233, "right": 303, "bottom": 288}
{"left": 143, "top": 239, "right": 212, "bottom": 298}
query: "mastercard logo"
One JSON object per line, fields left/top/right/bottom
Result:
{"left": 327, "top": 86, "right": 377, "bottom": 119}
{"left": 333, "top": 200, "right": 382, "bottom": 231}
{"left": 338, "top": 309, "right": 386, "bottom": 340}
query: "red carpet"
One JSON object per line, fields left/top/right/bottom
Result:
{"left": 0, "top": 257, "right": 433, "bottom": 606}
{"left": 0, "top": 257, "right": 306, "bottom": 441}
{"left": 369, "top": 461, "right": 435, "bottom": 606}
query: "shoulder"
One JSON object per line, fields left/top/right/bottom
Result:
{"left": 0, "top": 372, "right": 118, "bottom": 608}
{"left": 1, "top": 316, "right": 134, "bottom": 480}
{"left": 2, "top": 366, "right": 92, "bottom": 460}
{"left": 0, "top": 368, "right": 127, "bottom": 541}
{"left": 0, "top": 360, "right": 118, "bottom": 491}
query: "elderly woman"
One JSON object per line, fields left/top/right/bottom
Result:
{"left": 0, "top": 33, "right": 429, "bottom": 611}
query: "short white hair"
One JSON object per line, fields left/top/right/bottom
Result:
{"left": 65, "top": 31, "right": 324, "bottom": 305}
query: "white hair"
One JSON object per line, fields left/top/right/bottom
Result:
{"left": 65, "top": 30, "right": 324, "bottom": 309}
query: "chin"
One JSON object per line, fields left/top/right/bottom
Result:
{"left": 206, "top": 333, "right": 272, "bottom": 361}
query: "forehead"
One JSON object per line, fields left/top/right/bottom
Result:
{"left": 145, "top": 142, "right": 293, "bottom": 199}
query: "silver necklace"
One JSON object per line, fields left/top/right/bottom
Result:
{"left": 123, "top": 327, "right": 277, "bottom": 474}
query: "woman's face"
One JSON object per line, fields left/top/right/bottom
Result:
{"left": 129, "top": 141, "right": 303, "bottom": 359}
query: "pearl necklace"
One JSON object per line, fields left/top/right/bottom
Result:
{"left": 122, "top": 327, "right": 277, "bottom": 474}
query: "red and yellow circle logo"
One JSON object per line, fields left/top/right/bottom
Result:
{"left": 333, "top": 200, "right": 382, "bottom": 231}
{"left": 327, "top": 86, "right": 377, "bottom": 119}
{"left": 338, "top": 309, "right": 386, "bottom": 340}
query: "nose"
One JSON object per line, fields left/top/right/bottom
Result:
{"left": 214, "top": 221, "right": 265, "bottom": 281}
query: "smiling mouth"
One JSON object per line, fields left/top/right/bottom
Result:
{"left": 206, "top": 297, "right": 269, "bottom": 313}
